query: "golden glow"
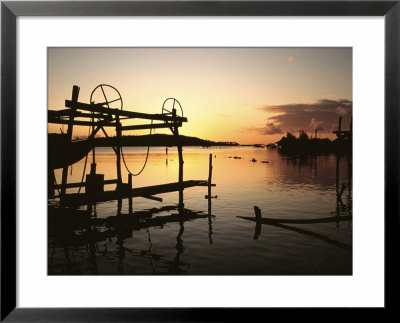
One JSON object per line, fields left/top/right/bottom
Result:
{"left": 48, "top": 48, "right": 352, "bottom": 144}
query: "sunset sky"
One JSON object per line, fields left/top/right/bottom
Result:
{"left": 48, "top": 47, "right": 352, "bottom": 144}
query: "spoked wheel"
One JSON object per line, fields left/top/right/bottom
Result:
{"left": 161, "top": 98, "right": 183, "bottom": 124}
{"left": 90, "top": 84, "right": 123, "bottom": 110}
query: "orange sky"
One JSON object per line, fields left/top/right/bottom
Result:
{"left": 48, "top": 48, "right": 352, "bottom": 144}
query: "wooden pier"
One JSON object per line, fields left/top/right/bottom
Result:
{"left": 48, "top": 84, "right": 215, "bottom": 213}
{"left": 59, "top": 180, "right": 215, "bottom": 206}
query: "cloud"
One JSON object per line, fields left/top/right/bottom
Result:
{"left": 263, "top": 123, "right": 284, "bottom": 135}
{"left": 257, "top": 99, "right": 352, "bottom": 135}
{"left": 287, "top": 56, "right": 294, "bottom": 63}
{"left": 244, "top": 122, "right": 283, "bottom": 135}
{"left": 309, "top": 118, "right": 324, "bottom": 131}
{"left": 335, "top": 106, "right": 347, "bottom": 116}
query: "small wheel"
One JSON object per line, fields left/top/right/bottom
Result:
{"left": 161, "top": 98, "right": 183, "bottom": 123}
{"left": 90, "top": 84, "right": 123, "bottom": 110}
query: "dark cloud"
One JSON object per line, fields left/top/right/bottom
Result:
{"left": 243, "top": 122, "right": 283, "bottom": 135}
{"left": 263, "top": 123, "right": 284, "bottom": 135}
{"left": 257, "top": 99, "right": 352, "bottom": 135}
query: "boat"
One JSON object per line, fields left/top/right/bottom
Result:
{"left": 48, "top": 133, "right": 93, "bottom": 169}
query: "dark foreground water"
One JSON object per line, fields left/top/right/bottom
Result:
{"left": 48, "top": 147, "right": 352, "bottom": 275}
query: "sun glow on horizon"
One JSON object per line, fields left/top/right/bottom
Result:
{"left": 48, "top": 48, "right": 352, "bottom": 145}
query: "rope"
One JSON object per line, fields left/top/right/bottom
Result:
{"left": 77, "top": 117, "right": 93, "bottom": 194}
{"left": 121, "top": 119, "right": 153, "bottom": 176}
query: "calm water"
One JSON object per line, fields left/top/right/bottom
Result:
{"left": 49, "top": 147, "right": 352, "bottom": 275}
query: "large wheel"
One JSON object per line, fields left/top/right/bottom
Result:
{"left": 90, "top": 84, "right": 123, "bottom": 110}
{"left": 161, "top": 98, "right": 183, "bottom": 123}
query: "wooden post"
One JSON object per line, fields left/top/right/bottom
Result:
{"left": 254, "top": 206, "right": 262, "bottom": 220}
{"left": 116, "top": 117, "right": 122, "bottom": 189}
{"left": 172, "top": 108, "right": 184, "bottom": 210}
{"left": 253, "top": 206, "right": 262, "bottom": 240}
{"left": 90, "top": 162, "right": 96, "bottom": 175}
{"left": 128, "top": 173, "right": 133, "bottom": 215}
{"left": 60, "top": 85, "right": 80, "bottom": 202}
{"left": 208, "top": 153, "right": 213, "bottom": 198}
{"left": 91, "top": 107, "right": 96, "bottom": 174}
{"left": 115, "top": 116, "right": 123, "bottom": 213}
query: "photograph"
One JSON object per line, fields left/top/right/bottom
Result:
{"left": 47, "top": 47, "right": 352, "bottom": 275}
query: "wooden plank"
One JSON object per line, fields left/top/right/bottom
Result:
{"left": 61, "top": 180, "right": 211, "bottom": 206}
{"left": 54, "top": 179, "right": 118, "bottom": 189}
{"left": 237, "top": 215, "right": 352, "bottom": 225}
{"left": 49, "top": 109, "right": 108, "bottom": 119}
{"left": 48, "top": 118, "right": 116, "bottom": 127}
{"left": 65, "top": 100, "right": 188, "bottom": 123}
{"left": 121, "top": 122, "right": 182, "bottom": 131}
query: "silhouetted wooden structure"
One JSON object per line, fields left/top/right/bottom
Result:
{"left": 332, "top": 116, "right": 352, "bottom": 140}
{"left": 48, "top": 85, "right": 215, "bottom": 211}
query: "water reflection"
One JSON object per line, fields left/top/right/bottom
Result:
{"left": 239, "top": 152, "right": 352, "bottom": 252}
{"left": 49, "top": 148, "right": 352, "bottom": 275}
{"left": 48, "top": 197, "right": 214, "bottom": 275}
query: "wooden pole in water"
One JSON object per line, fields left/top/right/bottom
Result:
{"left": 207, "top": 155, "right": 213, "bottom": 243}
{"left": 208, "top": 153, "right": 213, "bottom": 198}
{"left": 253, "top": 206, "right": 262, "bottom": 240}
{"left": 115, "top": 116, "right": 123, "bottom": 214}
{"left": 61, "top": 85, "right": 79, "bottom": 201}
{"left": 116, "top": 116, "right": 122, "bottom": 189}
{"left": 128, "top": 173, "right": 133, "bottom": 215}
{"left": 172, "top": 108, "right": 184, "bottom": 210}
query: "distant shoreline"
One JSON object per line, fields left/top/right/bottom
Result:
{"left": 90, "top": 134, "right": 239, "bottom": 147}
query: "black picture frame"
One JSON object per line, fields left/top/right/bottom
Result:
{"left": 1, "top": 1, "right": 399, "bottom": 321}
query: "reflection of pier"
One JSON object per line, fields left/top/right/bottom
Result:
{"left": 48, "top": 200, "right": 216, "bottom": 275}
{"left": 335, "top": 152, "right": 352, "bottom": 218}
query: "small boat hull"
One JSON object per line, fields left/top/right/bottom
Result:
{"left": 48, "top": 133, "right": 92, "bottom": 169}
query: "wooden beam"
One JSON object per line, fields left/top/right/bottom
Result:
{"left": 121, "top": 122, "right": 182, "bottom": 131}
{"left": 49, "top": 109, "right": 108, "bottom": 119}
{"left": 48, "top": 118, "right": 116, "bottom": 127}
{"left": 54, "top": 179, "right": 118, "bottom": 189}
{"left": 65, "top": 100, "right": 188, "bottom": 123}
{"left": 60, "top": 180, "right": 210, "bottom": 206}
